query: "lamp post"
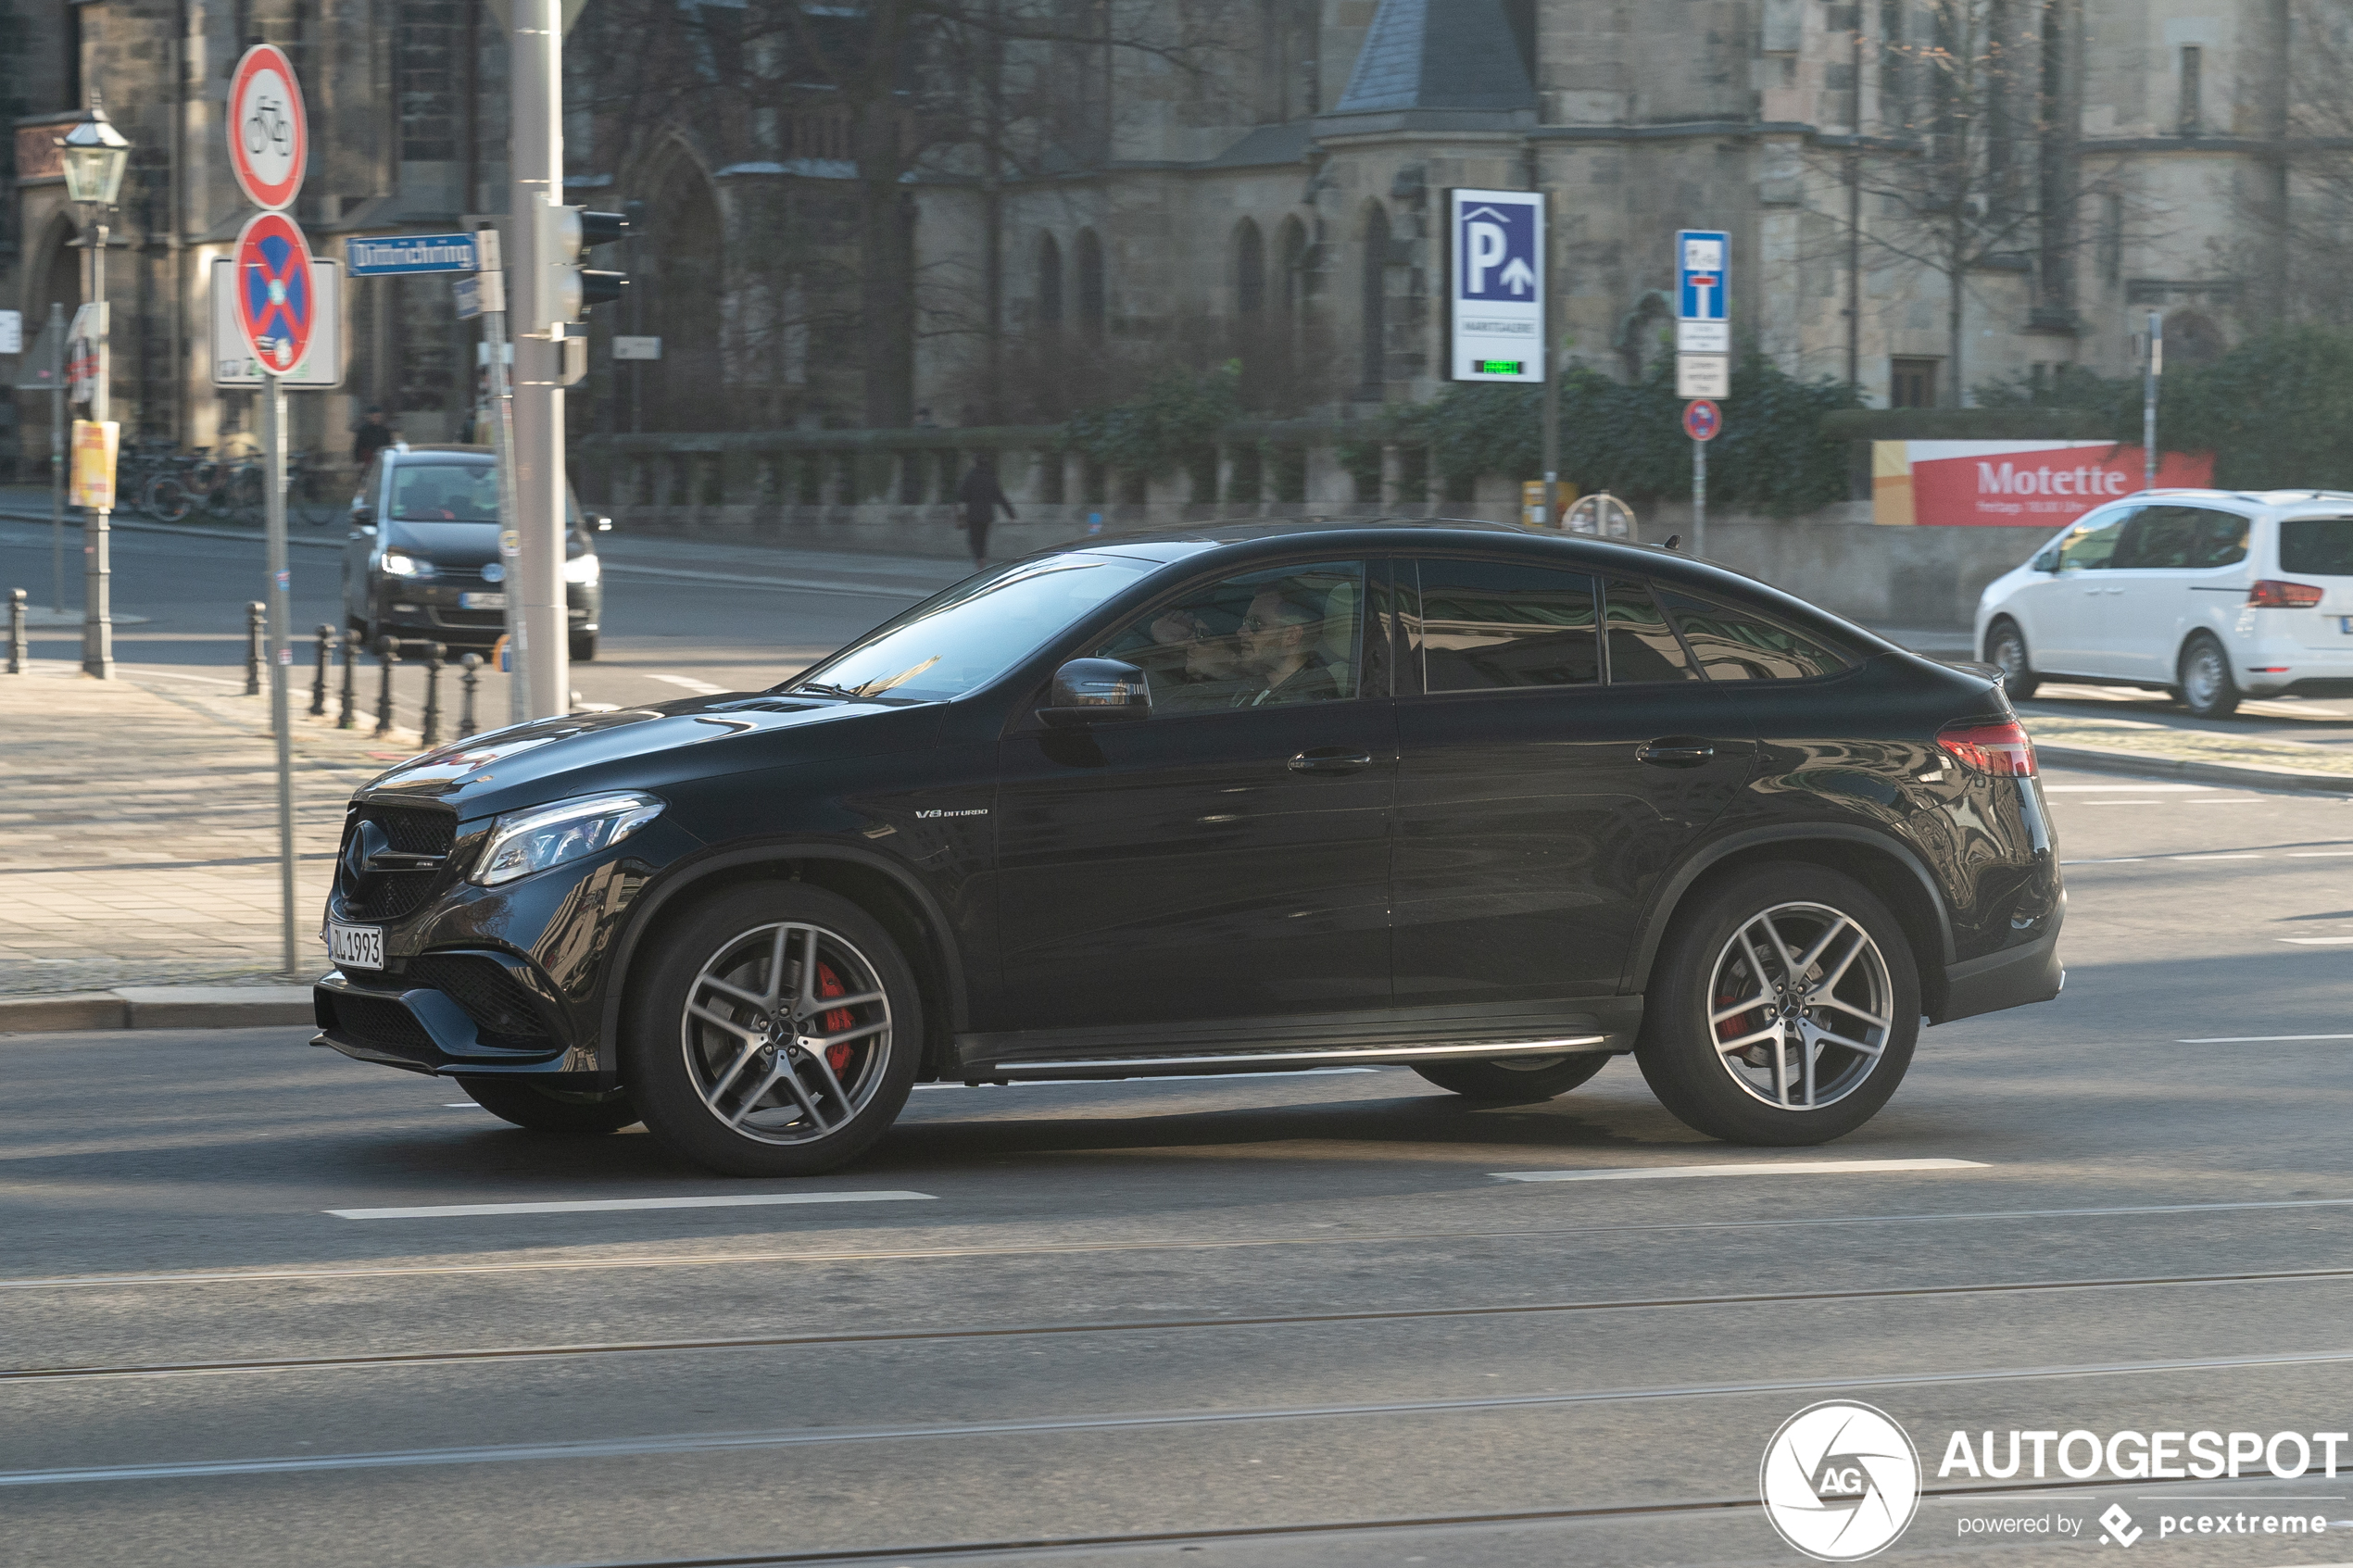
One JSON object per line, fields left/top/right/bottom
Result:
{"left": 57, "top": 98, "right": 131, "bottom": 680}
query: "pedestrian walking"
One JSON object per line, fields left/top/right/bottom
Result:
{"left": 350, "top": 406, "right": 396, "bottom": 469}
{"left": 956, "top": 455, "right": 1016, "bottom": 569}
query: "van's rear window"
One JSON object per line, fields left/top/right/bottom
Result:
{"left": 2279, "top": 518, "right": 2353, "bottom": 576}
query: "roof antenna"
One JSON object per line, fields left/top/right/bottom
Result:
{"left": 1662, "top": 533, "right": 1682, "bottom": 551}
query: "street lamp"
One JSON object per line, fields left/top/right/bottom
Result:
{"left": 57, "top": 97, "right": 131, "bottom": 680}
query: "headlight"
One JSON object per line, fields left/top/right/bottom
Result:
{"left": 472, "top": 792, "right": 664, "bottom": 887}
{"left": 562, "top": 554, "right": 601, "bottom": 584}
{"left": 381, "top": 550, "right": 428, "bottom": 577}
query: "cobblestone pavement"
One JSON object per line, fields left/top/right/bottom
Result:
{"left": 0, "top": 659, "right": 426, "bottom": 996}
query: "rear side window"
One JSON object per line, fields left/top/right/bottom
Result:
{"left": 2280, "top": 518, "right": 2353, "bottom": 576}
{"left": 1415, "top": 559, "right": 1599, "bottom": 691}
{"left": 2193, "top": 511, "right": 2250, "bottom": 567}
{"left": 1663, "top": 592, "right": 1848, "bottom": 681}
{"left": 2119, "top": 506, "right": 2244, "bottom": 569}
{"left": 1602, "top": 578, "right": 1699, "bottom": 684}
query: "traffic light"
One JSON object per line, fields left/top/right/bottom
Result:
{"left": 530, "top": 198, "right": 631, "bottom": 335}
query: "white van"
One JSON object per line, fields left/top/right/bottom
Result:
{"left": 1974, "top": 489, "right": 2353, "bottom": 717}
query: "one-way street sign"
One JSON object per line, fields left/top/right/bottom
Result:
{"left": 346, "top": 232, "right": 480, "bottom": 275}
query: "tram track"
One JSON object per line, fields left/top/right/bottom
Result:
{"left": 11, "top": 1260, "right": 2353, "bottom": 1386}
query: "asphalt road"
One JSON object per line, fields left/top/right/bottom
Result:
{"left": 8, "top": 769, "right": 2353, "bottom": 1566}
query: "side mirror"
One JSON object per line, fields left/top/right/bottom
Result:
{"left": 2032, "top": 549, "right": 2060, "bottom": 573}
{"left": 1038, "top": 658, "right": 1151, "bottom": 729}
{"left": 594, "top": 515, "right": 614, "bottom": 533}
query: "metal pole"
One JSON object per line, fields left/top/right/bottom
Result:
{"left": 47, "top": 303, "right": 64, "bottom": 614}
{"left": 510, "top": 0, "right": 570, "bottom": 721}
{"left": 459, "top": 652, "right": 482, "bottom": 738}
{"left": 1692, "top": 437, "right": 1707, "bottom": 556}
{"left": 477, "top": 227, "right": 526, "bottom": 727}
{"left": 245, "top": 600, "right": 265, "bottom": 695}
{"left": 374, "top": 637, "right": 400, "bottom": 737}
{"left": 421, "top": 642, "right": 445, "bottom": 746}
{"left": 2143, "top": 309, "right": 2162, "bottom": 494}
{"left": 337, "top": 629, "right": 358, "bottom": 729}
{"left": 263, "top": 372, "right": 297, "bottom": 978}
{"left": 311, "top": 624, "right": 333, "bottom": 716}
{"left": 7, "top": 588, "right": 24, "bottom": 673}
{"left": 82, "top": 222, "right": 112, "bottom": 679}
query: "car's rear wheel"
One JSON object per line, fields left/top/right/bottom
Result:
{"left": 1636, "top": 864, "right": 1919, "bottom": 1145}
{"left": 1412, "top": 1053, "right": 1610, "bottom": 1102}
{"left": 455, "top": 1076, "right": 639, "bottom": 1134}
{"left": 2178, "top": 633, "right": 2242, "bottom": 718}
{"left": 625, "top": 884, "right": 921, "bottom": 1176}
{"left": 1984, "top": 619, "right": 2040, "bottom": 699}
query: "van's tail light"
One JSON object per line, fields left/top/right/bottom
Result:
{"left": 1938, "top": 719, "right": 2037, "bottom": 778}
{"left": 2248, "top": 579, "right": 2326, "bottom": 608}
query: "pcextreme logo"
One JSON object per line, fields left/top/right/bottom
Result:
{"left": 1761, "top": 1401, "right": 1924, "bottom": 1562}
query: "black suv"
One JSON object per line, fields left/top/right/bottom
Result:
{"left": 314, "top": 522, "right": 2062, "bottom": 1175}
{"left": 343, "top": 444, "right": 608, "bottom": 659}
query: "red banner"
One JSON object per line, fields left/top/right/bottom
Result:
{"left": 1873, "top": 441, "right": 2215, "bottom": 527}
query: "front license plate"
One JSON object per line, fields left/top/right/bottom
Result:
{"left": 460, "top": 592, "right": 508, "bottom": 610}
{"left": 328, "top": 922, "right": 384, "bottom": 971}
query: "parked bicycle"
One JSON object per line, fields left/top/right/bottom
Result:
{"left": 132, "top": 445, "right": 341, "bottom": 528}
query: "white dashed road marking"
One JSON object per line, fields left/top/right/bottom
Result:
{"left": 328, "top": 1191, "right": 936, "bottom": 1220}
{"left": 644, "top": 673, "right": 728, "bottom": 695}
{"left": 1490, "top": 1159, "right": 1987, "bottom": 1184}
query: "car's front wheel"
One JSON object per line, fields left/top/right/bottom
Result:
{"left": 1636, "top": 864, "right": 1919, "bottom": 1145}
{"left": 2178, "top": 633, "right": 2242, "bottom": 719}
{"left": 1413, "top": 1053, "right": 1610, "bottom": 1102}
{"left": 625, "top": 884, "right": 921, "bottom": 1176}
{"left": 1984, "top": 619, "right": 2040, "bottom": 699}
{"left": 455, "top": 1076, "right": 639, "bottom": 1134}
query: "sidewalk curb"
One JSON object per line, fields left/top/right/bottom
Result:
{"left": 0, "top": 508, "right": 343, "bottom": 550}
{"left": 0, "top": 985, "right": 316, "bottom": 1035}
{"left": 2037, "top": 741, "right": 2353, "bottom": 796}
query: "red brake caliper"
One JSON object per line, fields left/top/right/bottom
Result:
{"left": 816, "top": 962, "right": 854, "bottom": 1074}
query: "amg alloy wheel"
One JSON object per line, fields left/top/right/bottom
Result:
{"left": 1412, "top": 1052, "right": 1610, "bottom": 1102}
{"left": 1637, "top": 864, "right": 1919, "bottom": 1145}
{"left": 626, "top": 884, "right": 920, "bottom": 1176}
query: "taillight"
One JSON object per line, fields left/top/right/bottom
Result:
{"left": 1938, "top": 719, "right": 2037, "bottom": 778}
{"left": 2248, "top": 579, "right": 2325, "bottom": 608}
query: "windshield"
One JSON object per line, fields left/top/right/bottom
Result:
{"left": 390, "top": 461, "right": 499, "bottom": 523}
{"left": 2280, "top": 518, "right": 2353, "bottom": 576}
{"left": 782, "top": 555, "right": 1153, "bottom": 705}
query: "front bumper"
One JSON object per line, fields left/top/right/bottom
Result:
{"left": 313, "top": 956, "right": 598, "bottom": 1079}
{"left": 376, "top": 583, "right": 600, "bottom": 645}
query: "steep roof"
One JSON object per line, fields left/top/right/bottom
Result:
{"left": 1332, "top": 0, "right": 1538, "bottom": 115}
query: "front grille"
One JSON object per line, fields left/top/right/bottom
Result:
{"left": 428, "top": 608, "right": 507, "bottom": 629}
{"left": 335, "top": 801, "right": 460, "bottom": 922}
{"left": 405, "top": 953, "right": 552, "bottom": 1046}
{"left": 323, "top": 991, "right": 436, "bottom": 1053}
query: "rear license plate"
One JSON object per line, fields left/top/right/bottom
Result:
{"left": 328, "top": 922, "right": 384, "bottom": 971}
{"left": 460, "top": 592, "right": 508, "bottom": 610}
{"left": 2338, "top": 617, "right": 2353, "bottom": 634}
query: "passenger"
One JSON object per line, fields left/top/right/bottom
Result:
{"left": 1144, "top": 604, "right": 1247, "bottom": 702}
{"left": 1228, "top": 585, "right": 1340, "bottom": 707}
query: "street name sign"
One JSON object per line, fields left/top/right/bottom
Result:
{"left": 228, "top": 44, "right": 308, "bottom": 212}
{"left": 211, "top": 257, "right": 341, "bottom": 386}
{"left": 0, "top": 310, "right": 19, "bottom": 355}
{"left": 346, "top": 232, "right": 479, "bottom": 275}
{"left": 1448, "top": 188, "right": 1544, "bottom": 383}
{"left": 612, "top": 335, "right": 662, "bottom": 360}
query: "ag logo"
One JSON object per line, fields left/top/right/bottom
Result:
{"left": 1760, "top": 1400, "right": 1921, "bottom": 1562}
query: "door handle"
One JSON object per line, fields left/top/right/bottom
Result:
{"left": 1289, "top": 749, "right": 1374, "bottom": 773}
{"left": 1638, "top": 738, "right": 1717, "bottom": 768}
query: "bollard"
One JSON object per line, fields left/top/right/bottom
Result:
{"left": 374, "top": 636, "right": 400, "bottom": 738}
{"left": 337, "top": 627, "right": 359, "bottom": 730}
{"left": 6, "top": 588, "right": 24, "bottom": 674}
{"left": 309, "top": 625, "right": 333, "bottom": 717}
{"left": 421, "top": 642, "right": 446, "bottom": 746}
{"left": 245, "top": 602, "right": 267, "bottom": 696}
{"left": 458, "top": 652, "right": 482, "bottom": 739}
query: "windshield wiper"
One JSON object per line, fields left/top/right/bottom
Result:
{"left": 788, "top": 681, "right": 869, "bottom": 700}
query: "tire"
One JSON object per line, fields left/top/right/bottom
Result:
{"left": 1983, "top": 619, "right": 2040, "bottom": 700}
{"left": 2178, "top": 633, "right": 2242, "bottom": 719}
{"left": 1635, "top": 863, "right": 1920, "bottom": 1146}
{"left": 570, "top": 631, "right": 598, "bottom": 661}
{"left": 1413, "top": 1053, "right": 1611, "bottom": 1102}
{"left": 143, "top": 475, "right": 195, "bottom": 524}
{"left": 455, "top": 1076, "right": 640, "bottom": 1135}
{"left": 624, "top": 884, "right": 922, "bottom": 1177}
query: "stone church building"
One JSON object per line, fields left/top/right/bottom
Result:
{"left": 2, "top": 0, "right": 2314, "bottom": 476}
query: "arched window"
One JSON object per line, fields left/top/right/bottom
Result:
{"left": 1076, "top": 228, "right": 1106, "bottom": 343}
{"left": 1277, "top": 215, "right": 1307, "bottom": 320}
{"left": 1236, "top": 219, "right": 1265, "bottom": 318}
{"left": 1037, "top": 233, "right": 1063, "bottom": 328}
{"left": 1360, "top": 203, "right": 1390, "bottom": 396}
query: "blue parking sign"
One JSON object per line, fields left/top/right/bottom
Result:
{"left": 1449, "top": 188, "right": 1545, "bottom": 383}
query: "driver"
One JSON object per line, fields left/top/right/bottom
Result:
{"left": 1227, "top": 584, "right": 1340, "bottom": 707}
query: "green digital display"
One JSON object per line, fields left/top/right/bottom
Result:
{"left": 1476, "top": 359, "right": 1525, "bottom": 375}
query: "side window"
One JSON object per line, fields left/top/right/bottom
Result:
{"left": 1093, "top": 560, "right": 1365, "bottom": 716}
{"left": 1662, "top": 591, "right": 1848, "bottom": 682}
{"left": 2192, "top": 510, "right": 2251, "bottom": 568}
{"left": 1414, "top": 558, "right": 1599, "bottom": 692}
{"left": 1602, "top": 577, "right": 1699, "bottom": 684}
{"left": 2114, "top": 507, "right": 2203, "bottom": 570}
{"left": 2056, "top": 509, "right": 2131, "bottom": 571}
